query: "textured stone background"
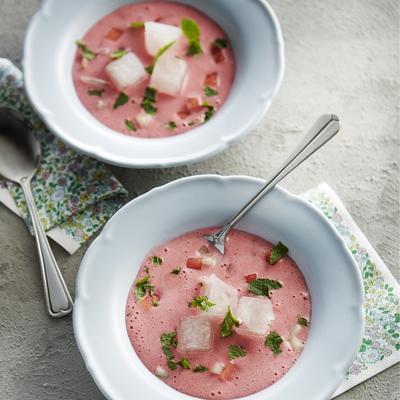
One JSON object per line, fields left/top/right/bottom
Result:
{"left": 0, "top": 0, "right": 398, "bottom": 399}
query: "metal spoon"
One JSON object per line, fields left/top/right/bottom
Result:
{"left": 205, "top": 114, "right": 340, "bottom": 254}
{"left": 0, "top": 106, "right": 73, "bottom": 317}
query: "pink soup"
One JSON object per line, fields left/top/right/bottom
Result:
{"left": 125, "top": 228, "right": 311, "bottom": 399}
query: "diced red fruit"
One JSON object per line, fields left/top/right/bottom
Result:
{"left": 221, "top": 362, "right": 236, "bottom": 381}
{"left": 178, "top": 110, "right": 190, "bottom": 120}
{"left": 204, "top": 72, "right": 220, "bottom": 87}
{"left": 198, "top": 245, "right": 210, "bottom": 255}
{"left": 106, "top": 27, "right": 123, "bottom": 41}
{"left": 185, "top": 97, "right": 202, "bottom": 112}
{"left": 139, "top": 293, "right": 159, "bottom": 309}
{"left": 211, "top": 45, "right": 225, "bottom": 63}
{"left": 186, "top": 258, "right": 203, "bottom": 270}
{"left": 245, "top": 273, "right": 257, "bottom": 283}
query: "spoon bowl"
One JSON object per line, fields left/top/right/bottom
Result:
{"left": 0, "top": 106, "right": 73, "bottom": 317}
{"left": 0, "top": 107, "right": 40, "bottom": 182}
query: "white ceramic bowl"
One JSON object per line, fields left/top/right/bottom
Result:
{"left": 23, "top": 0, "right": 284, "bottom": 168}
{"left": 73, "top": 175, "right": 364, "bottom": 400}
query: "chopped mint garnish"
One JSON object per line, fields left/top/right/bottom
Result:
{"left": 213, "top": 38, "right": 228, "bottom": 49}
{"left": 298, "top": 316, "right": 309, "bottom": 327}
{"left": 141, "top": 87, "right": 157, "bottom": 115}
{"left": 177, "top": 358, "right": 191, "bottom": 369}
{"left": 125, "top": 119, "right": 137, "bottom": 131}
{"left": 75, "top": 40, "right": 96, "bottom": 60}
{"left": 204, "top": 86, "right": 218, "bottom": 97}
{"left": 201, "top": 103, "right": 215, "bottom": 122}
{"left": 265, "top": 331, "right": 283, "bottom": 356}
{"left": 130, "top": 21, "right": 145, "bottom": 28}
{"left": 193, "top": 365, "right": 208, "bottom": 373}
{"left": 113, "top": 91, "right": 129, "bottom": 109}
{"left": 135, "top": 275, "right": 154, "bottom": 301}
{"left": 88, "top": 89, "right": 104, "bottom": 97}
{"left": 269, "top": 242, "right": 289, "bottom": 264}
{"left": 181, "top": 18, "right": 203, "bottom": 56}
{"left": 110, "top": 48, "right": 128, "bottom": 59}
{"left": 171, "top": 267, "right": 181, "bottom": 275}
{"left": 160, "top": 331, "right": 178, "bottom": 370}
{"left": 167, "top": 121, "right": 177, "bottom": 129}
{"left": 228, "top": 345, "right": 247, "bottom": 360}
{"left": 150, "top": 255, "right": 163, "bottom": 265}
{"left": 188, "top": 296, "right": 215, "bottom": 312}
{"left": 248, "top": 278, "right": 283, "bottom": 298}
{"left": 144, "top": 266, "right": 149, "bottom": 274}
{"left": 146, "top": 41, "right": 175, "bottom": 74}
{"left": 220, "top": 306, "right": 240, "bottom": 337}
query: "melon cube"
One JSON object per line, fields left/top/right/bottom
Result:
{"left": 105, "top": 52, "right": 147, "bottom": 90}
{"left": 177, "top": 316, "right": 213, "bottom": 353}
{"left": 236, "top": 296, "right": 275, "bottom": 336}
{"left": 201, "top": 274, "right": 238, "bottom": 318}
{"left": 136, "top": 110, "right": 153, "bottom": 128}
{"left": 145, "top": 22, "right": 182, "bottom": 56}
{"left": 150, "top": 52, "right": 187, "bottom": 96}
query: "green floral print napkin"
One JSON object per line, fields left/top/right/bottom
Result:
{"left": 302, "top": 183, "right": 399, "bottom": 397}
{"left": 0, "top": 59, "right": 128, "bottom": 254}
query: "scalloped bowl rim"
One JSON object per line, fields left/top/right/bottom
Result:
{"left": 73, "top": 175, "right": 364, "bottom": 400}
{"left": 23, "top": 0, "right": 285, "bottom": 168}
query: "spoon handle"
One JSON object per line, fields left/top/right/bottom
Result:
{"left": 20, "top": 179, "right": 73, "bottom": 318}
{"left": 215, "top": 114, "right": 340, "bottom": 243}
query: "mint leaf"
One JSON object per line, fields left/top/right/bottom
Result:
{"left": 130, "top": 21, "right": 144, "bottom": 28}
{"left": 248, "top": 278, "right": 282, "bottom": 298}
{"left": 202, "top": 103, "right": 215, "bottom": 122}
{"left": 269, "top": 242, "right": 289, "bottom": 264}
{"left": 188, "top": 296, "right": 215, "bottom": 312}
{"left": 141, "top": 87, "right": 157, "bottom": 115}
{"left": 298, "top": 316, "right": 309, "bottom": 327}
{"left": 220, "top": 306, "right": 240, "bottom": 337}
{"left": 135, "top": 275, "right": 154, "bottom": 301}
{"left": 171, "top": 267, "right": 181, "bottom": 275}
{"left": 204, "top": 86, "right": 218, "bottom": 97}
{"left": 76, "top": 40, "right": 96, "bottom": 60}
{"left": 110, "top": 48, "right": 128, "bottom": 59}
{"left": 181, "top": 18, "right": 203, "bottom": 56}
{"left": 160, "top": 331, "right": 178, "bottom": 370}
{"left": 150, "top": 255, "right": 163, "bottom": 265}
{"left": 113, "top": 92, "right": 129, "bottom": 109}
{"left": 193, "top": 365, "right": 208, "bottom": 373}
{"left": 146, "top": 41, "right": 175, "bottom": 74}
{"left": 213, "top": 38, "right": 228, "bottom": 49}
{"left": 125, "top": 119, "right": 137, "bottom": 131}
{"left": 167, "top": 121, "right": 177, "bottom": 129}
{"left": 88, "top": 89, "right": 104, "bottom": 97}
{"left": 178, "top": 358, "right": 191, "bottom": 369}
{"left": 228, "top": 345, "right": 247, "bottom": 360}
{"left": 265, "top": 331, "right": 283, "bottom": 356}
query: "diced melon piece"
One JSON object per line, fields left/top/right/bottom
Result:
{"left": 144, "top": 21, "right": 182, "bottom": 56}
{"left": 136, "top": 110, "right": 153, "bottom": 128}
{"left": 177, "top": 316, "right": 213, "bottom": 353}
{"left": 288, "top": 335, "right": 303, "bottom": 352}
{"left": 236, "top": 296, "right": 275, "bottom": 336}
{"left": 150, "top": 52, "right": 187, "bottom": 96}
{"left": 154, "top": 365, "right": 168, "bottom": 378}
{"left": 200, "top": 274, "right": 238, "bottom": 318}
{"left": 210, "top": 362, "right": 225, "bottom": 375}
{"left": 105, "top": 52, "right": 147, "bottom": 90}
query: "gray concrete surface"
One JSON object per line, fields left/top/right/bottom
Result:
{"left": 0, "top": 0, "right": 399, "bottom": 399}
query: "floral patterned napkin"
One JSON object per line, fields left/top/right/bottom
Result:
{"left": 0, "top": 59, "right": 128, "bottom": 254}
{"left": 302, "top": 183, "right": 399, "bottom": 397}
